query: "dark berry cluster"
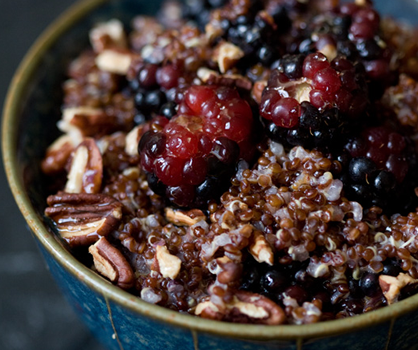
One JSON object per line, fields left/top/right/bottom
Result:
{"left": 260, "top": 52, "right": 368, "bottom": 150}
{"left": 337, "top": 126, "right": 418, "bottom": 213}
{"left": 138, "top": 84, "right": 255, "bottom": 207}
{"left": 129, "top": 62, "right": 188, "bottom": 124}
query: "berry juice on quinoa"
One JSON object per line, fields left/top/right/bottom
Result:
{"left": 42, "top": 0, "right": 418, "bottom": 324}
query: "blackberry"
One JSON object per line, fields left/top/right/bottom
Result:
{"left": 260, "top": 52, "right": 369, "bottom": 150}
{"left": 291, "top": 1, "right": 397, "bottom": 99}
{"left": 339, "top": 126, "right": 418, "bottom": 214}
{"left": 225, "top": 13, "right": 282, "bottom": 67}
{"left": 205, "top": 0, "right": 296, "bottom": 70}
{"left": 138, "top": 85, "right": 255, "bottom": 207}
{"left": 307, "top": 3, "right": 396, "bottom": 99}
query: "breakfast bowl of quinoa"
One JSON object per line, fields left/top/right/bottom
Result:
{"left": 4, "top": 0, "right": 418, "bottom": 348}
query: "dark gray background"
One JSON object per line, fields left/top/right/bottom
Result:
{"left": 0, "top": 0, "right": 103, "bottom": 349}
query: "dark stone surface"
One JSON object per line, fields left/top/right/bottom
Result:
{"left": 0, "top": 1, "right": 103, "bottom": 349}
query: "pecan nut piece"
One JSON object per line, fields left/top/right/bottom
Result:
{"left": 197, "top": 68, "right": 252, "bottom": 91}
{"left": 89, "top": 19, "right": 128, "bottom": 53}
{"left": 125, "top": 125, "right": 144, "bottom": 156}
{"left": 196, "top": 291, "right": 285, "bottom": 325}
{"left": 165, "top": 208, "right": 206, "bottom": 227}
{"left": 95, "top": 49, "right": 133, "bottom": 75}
{"left": 65, "top": 138, "right": 103, "bottom": 194}
{"left": 249, "top": 231, "right": 274, "bottom": 265}
{"left": 153, "top": 245, "right": 182, "bottom": 279}
{"left": 45, "top": 192, "right": 122, "bottom": 247}
{"left": 89, "top": 237, "right": 134, "bottom": 289}
{"left": 213, "top": 42, "right": 244, "bottom": 73}
{"left": 214, "top": 256, "right": 242, "bottom": 284}
{"left": 379, "top": 273, "right": 417, "bottom": 305}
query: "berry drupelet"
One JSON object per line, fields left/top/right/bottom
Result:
{"left": 138, "top": 84, "right": 256, "bottom": 207}
{"left": 260, "top": 52, "right": 369, "bottom": 150}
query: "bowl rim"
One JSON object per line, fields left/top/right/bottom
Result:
{"left": 3, "top": 0, "right": 418, "bottom": 343}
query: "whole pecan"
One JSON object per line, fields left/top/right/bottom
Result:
{"left": 65, "top": 138, "right": 103, "bottom": 194}
{"left": 89, "top": 237, "right": 134, "bottom": 289}
{"left": 45, "top": 192, "right": 122, "bottom": 247}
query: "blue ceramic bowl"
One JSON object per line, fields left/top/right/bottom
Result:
{"left": 4, "top": 0, "right": 418, "bottom": 349}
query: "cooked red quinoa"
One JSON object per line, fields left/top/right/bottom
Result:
{"left": 42, "top": 0, "right": 418, "bottom": 324}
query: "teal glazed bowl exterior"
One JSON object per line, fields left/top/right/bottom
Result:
{"left": 4, "top": 0, "right": 418, "bottom": 349}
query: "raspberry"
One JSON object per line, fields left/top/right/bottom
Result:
{"left": 338, "top": 126, "right": 418, "bottom": 213}
{"left": 260, "top": 52, "right": 369, "bottom": 150}
{"left": 138, "top": 85, "right": 255, "bottom": 207}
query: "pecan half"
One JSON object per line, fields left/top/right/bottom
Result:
{"left": 41, "top": 134, "right": 78, "bottom": 175}
{"left": 195, "top": 291, "right": 285, "bottom": 325}
{"left": 60, "top": 106, "right": 119, "bottom": 138}
{"left": 165, "top": 208, "right": 206, "bottom": 227}
{"left": 59, "top": 107, "right": 104, "bottom": 133}
{"left": 89, "top": 237, "right": 134, "bottom": 289}
{"left": 154, "top": 245, "right": 182, "bottom": 279}
{"left": 45, "top": 192, "right": 122, "bottom": 247}
{"left": 65, "top": 138, "right": 103, "bottom": 194}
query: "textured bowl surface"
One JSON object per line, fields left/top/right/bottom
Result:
{"left": 4, "top": 0, "right": 418, "bottom": 349}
